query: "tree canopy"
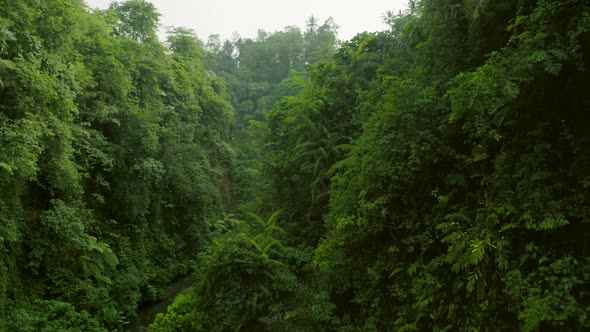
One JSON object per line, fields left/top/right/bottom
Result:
{"left": 2, "top": 0, "right": 590, "bottom": 331}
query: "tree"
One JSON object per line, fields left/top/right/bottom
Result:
{"left": 110, "top": 0, "right": 160, "bottom": 43}
{"left": 304, "top": 16, "right": 338, "bottom": 64}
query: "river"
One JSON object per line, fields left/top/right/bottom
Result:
{"left": 125, "top": 275, "right": 195, "bottom": 331}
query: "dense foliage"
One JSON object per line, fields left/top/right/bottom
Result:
{"left": 3, "top": 0, "right": 590, "bottom": 331}
{"left": 0, "top": 0, "right": 233, "bottom": 330}
{"left": 204, "top": 16, "right": 339, "bottom": 211}
{"left": 154, "top": 0, "right": 590, "bottom": 331}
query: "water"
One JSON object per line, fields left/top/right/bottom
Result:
{"left": 125, "top": 275, "right": 195, "bottom": 331}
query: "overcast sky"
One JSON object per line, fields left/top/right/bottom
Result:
{"left": 85, "top": 0, "right": 408, "bottom": 42}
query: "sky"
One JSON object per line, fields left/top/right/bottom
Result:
{"left": 84, "top": 0, "right": 408, "bottom": 42}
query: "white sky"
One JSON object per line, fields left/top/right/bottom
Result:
{"left": 84, "top": 0, "right": 408, "bottom": 42}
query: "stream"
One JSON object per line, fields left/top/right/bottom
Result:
{"left": 125, "top": 275, "right": 196, "bottom": 331}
